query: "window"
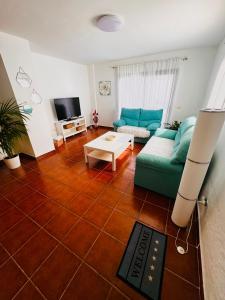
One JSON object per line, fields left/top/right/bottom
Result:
{"left": 116, "top": 58, "right": 179, "bottom": 123}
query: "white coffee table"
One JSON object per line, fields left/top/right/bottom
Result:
{"left": 83, "top": 131, "right": 134, "bottom": 171}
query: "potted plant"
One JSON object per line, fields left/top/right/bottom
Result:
{"left": 0, "top": 99, "right": 29, "bottom": 169}
{"left": 168, "top": 120, "right": 181, "bottom": 131}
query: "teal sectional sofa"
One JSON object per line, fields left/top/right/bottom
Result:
{"left": 134, "top": 116, "right": 196, "bottom": 198}
{"left": 113, "top": 108, "right": 163, "bottom": 143}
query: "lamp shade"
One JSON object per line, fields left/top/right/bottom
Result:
{"left": 172, "top": 109, "right": 225, "bottom": 227}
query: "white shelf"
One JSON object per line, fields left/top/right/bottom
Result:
{"left": 55, "top": 116, "right": 87, "bottom": 141}
{"left": 88, "top": 150, "right": 113, "bottom": 162}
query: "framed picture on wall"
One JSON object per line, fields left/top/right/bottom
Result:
{"left": 99, "top": 81, "right": 111, "bottom": 96}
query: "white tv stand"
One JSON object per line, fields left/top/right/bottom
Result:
{"left": 55, "top": 116, "right": 87, "bottom": 141}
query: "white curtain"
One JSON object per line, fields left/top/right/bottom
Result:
{"left": 116, "top": 57, "right": 179, "bottom": 124}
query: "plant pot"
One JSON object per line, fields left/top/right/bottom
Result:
{"left": 4, "top": 154, "right": 21, "bottom": 169}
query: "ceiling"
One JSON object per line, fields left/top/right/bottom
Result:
{"left": 0, "top": 0, "right": 225, "bottom": 64}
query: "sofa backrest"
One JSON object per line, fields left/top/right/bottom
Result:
{"left": 139, "top": 109, "right": 163, "bottom": 127}
{"left": 120, "top": 108, "right": 163, "bottom": 127}
{"left": 172, "top": 116, "right": 196, "bottom": 163}
{"left": 120, "top": 108, "right": 140, "bottom": 126}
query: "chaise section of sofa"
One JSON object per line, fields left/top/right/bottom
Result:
{"left": 113, "top": 108, "right": 163, "bottom": 143}
{"left": 134, "top": 116, "right": 196, "bottom": 198}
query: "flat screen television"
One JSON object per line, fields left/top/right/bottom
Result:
{"left": 54, "top": 97, "right": 81, "bottom": 121}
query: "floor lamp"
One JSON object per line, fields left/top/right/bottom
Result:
{"left": 172, "top": 108, "right": 225, "bottom": 228}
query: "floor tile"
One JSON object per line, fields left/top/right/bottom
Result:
{"left": 63, "top": 219, "right": 99, "bottom": 258}
{"left": 97, "top": 186, "right": 124, "bottom": 208}
{"left": 14, "top": 229, "right": 57, "bottom": 276}
{"left": 146, "top": 191, "right": 171, "bottom": 210}
{"left": 115, "top": 193, "right": 143, "bottom": 218}
{"left": 1, "top": 218, "right": 39, "bottom": 255}
{"left": 63, "top": 192, "right": 95, "bottom": 216}
{"left": 0, "top": 197, "right": 13, "bottom": 215}
{"left": 0, "top": 207, "right": 25, "bottom": 236}
{"left": 0, "top": 259, "right": 27, "bottom": 300}
{"left": 166, "top": 213, "right": 198, "bottom": 246}
{"left": 13, "top": 282, "right": 44, "bottom": 300}
{"left": 83, "top": 179, "right": 106, "bottom": 199}
{"left": 0, "top": 179, "right": 24, "bottom": 196}
{"left": 96, "top": 170, "right": 115, "bottom": 183}
{"left": 108, "top": 288, "right": 128, "bottom": 300}
{"left": 125, "top": 182, "right": 148, "bottom": 200}
{"left": 104, "top": 210, "right": 135, "bottom": 244}
{"left": 161, "top": 269, "right": 200, "bottom": 300}
{"left": 16, "top": 192, "right": 48, "bottom": 215}
{"left": 4, "top": 184, "right": 35, "bottom": 204}
{"left": 83, "top": 202, "right": 112, "bottom": 228}
{"left": 165, "top": 235, "right": 199, "bottom": 287}
{"left": 0, "top": 244, "right": 9, "bottom": 266}
{"left": 32, "top": 245, "right": 80, "bottom": 299}
{"left": 30, "top": 201, "right": 60, "bottom": 226}
{"left": 86, "top": 232, "right": 125, "bottom": 284}
{"left": 61, "top": 263, "right": 110, "bottom": 300}
{"left": 139, "top": 202, "right": 168, "bottom": 232}
{"left": 45, "top": 209, "right": 78, "bottom": 240}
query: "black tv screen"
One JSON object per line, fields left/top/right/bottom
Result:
{"left": 54, "top": 97, "right": 81, "bottom": 121}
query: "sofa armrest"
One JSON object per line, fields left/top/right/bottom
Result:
{"left": 147, "top": 122, "right": 161, "bottom": 131}
{"left": 136, "top": 153, "right": 183, "bottom": 174}
{"left": 113, "top": 119, "right": 126, "bottom": 128}
{"left": 155, "top": 128, "right": 177, "bottom": 140}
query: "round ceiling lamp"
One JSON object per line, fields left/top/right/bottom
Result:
{"left": 96, "top": 15, "right": 124, "bottom": 32}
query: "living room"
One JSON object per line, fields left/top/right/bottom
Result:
{"left": 0, "top": 1, "right": 225, "bottom": 300}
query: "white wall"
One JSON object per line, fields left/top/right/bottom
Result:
{"left": 198, "top": 39, "right": 225, "bottom": 300}
{"left": 31, "top": 53, "right": 92, "bottom": 135}
{"left": 90, "top": 47, "right": 216, "bottom": 127}
{"left": 0, "top": 32, "right": 54, "bottom": 157}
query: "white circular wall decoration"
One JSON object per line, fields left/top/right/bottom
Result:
{"left": 31, "top": 89, "right": 43, "bottom": 104}
{"left": 99, "top": 81, "right": 111, "bottom": 96}
{"left": 16, "top": 67, "right": 32, "bottom": 88}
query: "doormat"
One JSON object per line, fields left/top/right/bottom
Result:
{"left": 117, "top": 222, "right": 167, "bottom": 300}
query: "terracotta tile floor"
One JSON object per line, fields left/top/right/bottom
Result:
{"left": 0, "top": 127, "right": 203, "bottom": 300}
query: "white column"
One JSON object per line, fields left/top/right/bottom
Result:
{"left": 171, "top": 109, "right": 225, "bottom": 227}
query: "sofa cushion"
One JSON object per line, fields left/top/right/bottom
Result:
{"left": 140, "top": 136, "right": 175, "bottom": 159}
{"left": 121, "top": 108, "right": 140, "bottom": 120}
{"left": 140, "top": 109, "right": 163, "bottom": 121}
{"left": 123, "top": 118, "right": 139, "bottom": 126}
{"left": 179, "top": 116, "right": 196, "bottom": 135}
{"left": 173, "top": 116, "right": 196, "bottom": 149}
{"left": 146, "top": 122, "right": 160, "bottom": 131}
{"left": 155, "top": 128, "right": 177, "bottom": 140}
{"left": 117, "top": 125, "right": 150, "bottom": 138}
{"left": 172, "top": 127, "right": 194, "bottom": 163}
{"left": 139, "top": 109, "right": 163, "bottom": 127}
{"left": 113, "top": 119, "right": 126, "bottom": 127}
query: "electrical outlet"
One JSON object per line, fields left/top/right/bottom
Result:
{"left": 198, "top": 195, "right": 208, "bottom": 206}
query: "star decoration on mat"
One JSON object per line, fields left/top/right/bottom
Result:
{"left": 155, "top": 240, "right": 159, "bottom": 244}
{"left": 148, "top": 275, "right": 153, "bottom": 282}
{"left": 150, "top": 265, "right": 155, "bottom": 271}
{"left": 154, "top": 248, "right": 158, "bottom": 252}
{"left": 152, "top": 256, "right": 156, "bottom": 261}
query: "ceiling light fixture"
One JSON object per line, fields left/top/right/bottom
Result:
{"left": 96, "top": 14, "right": 124, "bottom": 32}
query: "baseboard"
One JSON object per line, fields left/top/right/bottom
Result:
{"left": 19, "top": 149, "right": 56, "bottom": 161}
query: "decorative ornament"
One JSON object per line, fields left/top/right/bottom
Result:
{"left": 31, "top": 89, "right": 43, "bottom": 105}
{"left": 99, "top": 81, "right": 111, "bottom": 96}
{"left": 92, "top": 110, "right": 99, "bottom": 128}
{"left": 16, "top": 67, "right": 32, "bottom": 88}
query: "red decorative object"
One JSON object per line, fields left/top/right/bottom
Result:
{"left": 92, "top": 109, "right": 99, "bottom": 128}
